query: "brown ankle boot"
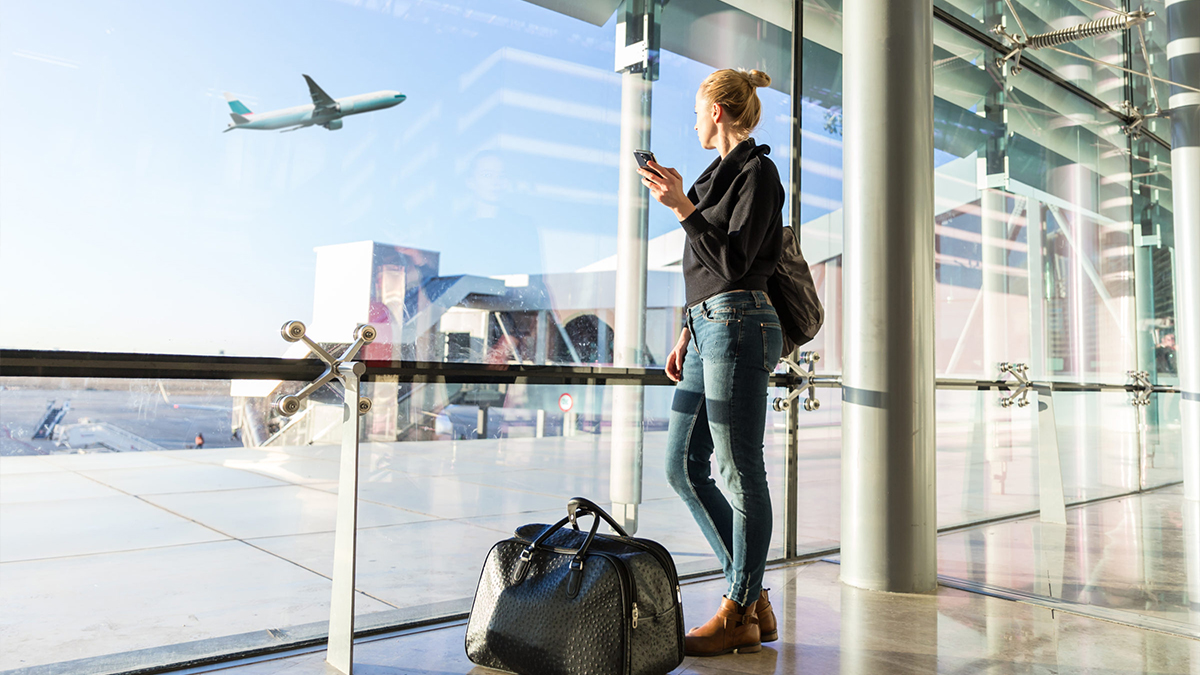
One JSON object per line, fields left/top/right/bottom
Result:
{"left": 684, "top": 596, "right": 761, "bottom": 657}
{"left": 756, "top": 589, "right": 778, "bottom": 642}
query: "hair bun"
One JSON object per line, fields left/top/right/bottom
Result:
{"left": 747, "top": 69, "right": 771, "bottom": 88}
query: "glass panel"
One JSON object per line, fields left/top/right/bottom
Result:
{"left": 1055, "top": 391, "right": 1141, "bottom": 501}
{"left": 1006, "top": 74, "right": 1136, "bottom": 381}
{"left": 1131, "top": 136, "right": 1176, "bottom": 384}
{"left": 929, "top": 24, "right": 1035, "bottom": 378}
{"left": 772, "top": 385, "right": 844, "bottom": 551}
{"left": 798, "top": 0, "right": 846, "bottom": 373}
{"left": 936, "top": 389, "right": 1039, "bottom": 529}
{"left": 1, "top": 373, "right": 794, "bottom": 671}
{"left": 936, "top": 0, "right": 1128, "bottom": 107}
{"left": 1, "top": 376, "right": 306, "bottom": 672}
{"left": 1128, "top": 1, "right": 1172, "bottom": 141}
{"left": 1143, "top": 391, "right": 1185, "bottom": 488}
{"left": 0, "top": 0, "right": 791, "bottom": 367}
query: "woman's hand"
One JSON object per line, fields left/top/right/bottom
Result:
{"left": 665, "top": 327, "right": 691, "bottom": 382}
{"left": 639, "top": 160, "right": 696, "bottom": 221}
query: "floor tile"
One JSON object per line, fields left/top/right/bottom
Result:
{"left": 78, "top": 464, "right": 289, "bottom": 495}
{"left": 0, "top": 494, "right": 227, "bottom": 562}
{"left": 318, "top": 475, "right": 566, "bottom": 520}
{"left": 43, "top": 452, "right": 195, "bottom": 471}
{"left": 0, "top": 455, "right": 61, "bottom": 474}
{"left": 247, "top": 519, "right": 509, "bottom": 609}
{"left": 143, "top": 485, "right": 433, "bottom": 539}
{"left": 220, "top": 455, "right": 343, "bottom": 484}
{"left": 0, "top": 470, "right": 124, "bottom": 503}
{"left": 0, "top": 540, "right": 394, "bottom": 671}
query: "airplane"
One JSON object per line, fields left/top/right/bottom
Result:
{"left": 223, "top": 74, "right": 405, "bottom": 132}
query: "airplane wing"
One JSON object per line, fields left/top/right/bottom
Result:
{"left": 302, "top": 74, "right": 338, "bottom": 112}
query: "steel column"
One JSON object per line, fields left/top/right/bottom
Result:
{"left": 1167, "top": 0, "right": 1200, "bottom": 502}
{"left": 783, "top": 394, "right": 800, "bottom": 558}
{"left": 782, "top": 0, "right": 804, "bottom": 561}
{"left": 840, "top": 0, "right": 938, "bottom": 592}
{"left": 327, "top": 362, "right": 364, "bottom": 675}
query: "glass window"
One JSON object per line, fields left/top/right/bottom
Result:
{"left": 936, "top": 0, "right": 1129, "bottom": 107}
{"left": 0, "top": 0, "right": 790, "bottom": 370}
{"left": 1127, "top": 0, "right": 1172, "bottom": 141}
{"left": 1, "top": 1, "right": 800, "bottom": 670}
{"left": 1, "top": 375, "right": 795, "bottom": 671}
{"left": 799, "top": 6, "right": 1137, "bottom": 381}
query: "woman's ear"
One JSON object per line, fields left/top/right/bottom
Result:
{"left": 711, "top": 102, "right": 723, "bottom": 123}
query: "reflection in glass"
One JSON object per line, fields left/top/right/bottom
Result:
{"left": 936, "top": 390, "right": 1038, "bottom": 529}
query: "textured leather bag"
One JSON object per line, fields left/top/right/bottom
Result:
{"left": 465, "top": 497, "right": 685, "bottom": 675}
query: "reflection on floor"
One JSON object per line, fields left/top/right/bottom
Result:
{"left": 938, "top": 484, "right": 1199, "bottom": 638}
{"left": 211, "top": 560, "right": 1200, "bottom": 675}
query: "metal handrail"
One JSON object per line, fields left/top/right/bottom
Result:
{"left": 0, "top": 349, "right": 1182, "bottom": 393}
{"left": 0, "top": 349, "right": 776, "bottom": 387}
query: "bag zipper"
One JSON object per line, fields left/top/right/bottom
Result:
{"left": 591, "top": 552, "right": 635, "bottom": 675}
{"left": 611, "top": 537, "right": 685, "bottom": 659}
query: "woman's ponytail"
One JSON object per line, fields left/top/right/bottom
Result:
{"left": 697, "top": 68, "right": 770, "bottom": 140}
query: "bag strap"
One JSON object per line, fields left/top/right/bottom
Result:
{"left": 567, "top": 496, "right": 630, "bottom": 537}
{"left": 513, "top": 512, "right": 603, "bottom": 596}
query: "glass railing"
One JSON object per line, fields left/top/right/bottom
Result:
{"left": 0, "top": 354, "right": 1184, "bottom": 674}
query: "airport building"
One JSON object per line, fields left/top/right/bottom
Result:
{"left": 0, "top": 0, "right": 1197, "bottom": 673}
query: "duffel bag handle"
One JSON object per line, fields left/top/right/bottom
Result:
{"left": 567, "top": 497, "right": 630, "bottom": 537}
{"left": 529, "top": 512, "right": 601, "bottom": 552}
{"left": 513, "top": 511, "right": 604, "bottom": 597}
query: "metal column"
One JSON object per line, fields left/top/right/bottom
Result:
{"left": 610, "top": 0, "right": 660, "bottom": 532}
{"left": 1167, "top": 0, "right": 1200, "bottom": 502}
{"left": 326, "top": 362, "right": 363, "bottom": 675}
{"left": 783, "top": 0, "right": 804, "bottom": 560}
{"left": 840, "top": 0, "right": 937, "bottom": 592}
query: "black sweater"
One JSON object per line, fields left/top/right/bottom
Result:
{"left": 680, "top": 138, "right": 784, "bottom": 307}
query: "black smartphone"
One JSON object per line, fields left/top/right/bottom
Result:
{"left": 634, "top": 149, "right": 663, "bottom": 178}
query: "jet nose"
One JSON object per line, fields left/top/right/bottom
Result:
{"left": 394, "top": 93, "right": 406, "bottom": 102}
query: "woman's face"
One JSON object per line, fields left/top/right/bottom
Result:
{"left": 694, "top": 92, "right": 717, "bottom": 150}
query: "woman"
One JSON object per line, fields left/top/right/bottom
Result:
{"left": 638, "top": 68, "right": 784, "bottom": 657}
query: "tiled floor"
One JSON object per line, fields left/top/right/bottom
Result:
{"left": 206, "top": 561, "right": 1200, "bottom": 675}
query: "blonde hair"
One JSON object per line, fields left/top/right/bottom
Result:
{"left": 697, "top": 69, "right": 771, "bottom": 140}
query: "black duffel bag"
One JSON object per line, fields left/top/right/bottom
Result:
{"left": 465, "top": 497, "right": 685, "bottom": 675}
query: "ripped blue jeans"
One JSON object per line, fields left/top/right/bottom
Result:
{"left": 665, "top": 290, "right": 783, "bottom": 606}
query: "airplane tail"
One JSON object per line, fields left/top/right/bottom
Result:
{"left": 224, "top": 111, "right": 252, "bottom": 133}
{"left": 223, "top": 92, "right": 252, "bottom": 115}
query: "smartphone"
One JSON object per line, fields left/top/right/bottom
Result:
{"left": 634, "top": 149, "right": 663, "bottom": 178}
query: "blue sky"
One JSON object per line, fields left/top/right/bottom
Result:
{"left": 0, "top": 0, "right": 801, "bottom": 356}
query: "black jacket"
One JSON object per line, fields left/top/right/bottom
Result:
{"left": 680, "top": 138, "right": 784, "bottom": 307}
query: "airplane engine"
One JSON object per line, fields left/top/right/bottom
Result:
{"left": 325, "top": 119, "right": 344, "bottom": 131}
